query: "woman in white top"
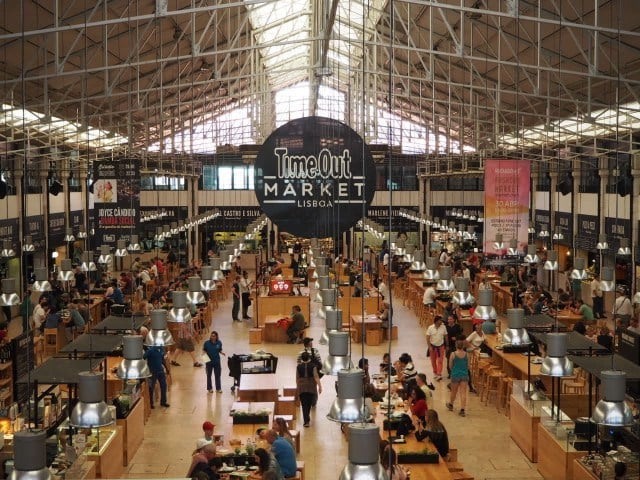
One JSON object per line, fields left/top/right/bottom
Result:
{"left": 465, "top": 322, "right": 486, "bottom": 351}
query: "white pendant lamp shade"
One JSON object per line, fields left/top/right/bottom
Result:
{"left": 1, "top": 239, "right": 15, "bottom": 258}
{"left": 186, "top": 276, "right": 206, "bottom": 306}
{"left": 570, "top": 258, "right": 588, "bottom": 280}
{"left": 163, "top": 225, "right": 172, "bottom": 239}
{"left": 0, "top": 278, "right": 20, "bottom": 306}
{"left": 472, "top": 289, "right": 497, "bottom": 321}
{"left": 154, "top": 226, "right": 165, "bottom": 242}
{"left": 423, "top": 257, "right": 440, "bottom": 280}
{"left": 409, "top": 250, "right": 426, "bottom": 272}
{"left": 506, "top": 238, "right": 519, "bottom": 256}
{"left": 114, "top": 239, "right": 128, "bottom": 257}
{"left": 528, "top": 223, "right": 536, "bottom": 234}
{"left": 502, "top": 308, "right": 531, "bottom": 345}
{"left": 22, "top": 236, "right": 35, "bottom": 252}
{"left": 322, "top": 331, "right": 353, "bottom": 375}
{"left": 170, "top": 222, "right": 179, "bottom": 236}
{"left": 463, "top": 225, "right": 476, "bottom": 240}
{"left": 339, "top": 423, "right": 388, "bottom": 480}
{"left": 80, "top": 251, "right": 96, "bottom": 272}
{"left": 57, "top": 259, "right": 74, "bottom": 281}
{"left": 200, "top": 266, "right": 218, "bottom": 292}
{"left": 127, "top": 234, "right": 142, "bottom": 252}
{"left": 452, "top": 277, "right": 474, "bottom": 307}
{"left": 219, "top": 249, "right": 232, "bottom": 272}
{"left": 320, "top": 307, "right": 342, "bottom": 345}
{"left": 9, "top": 430, "right": 52, "bottom": 480}
{"left": 169, "top": 291, "right": 192, "bottom": 323}
{"left": 116, "top": 335, "right": 152, "bottom": 379}
{"left": 591, "top": 371, "right": 634, "bottom": 426}
{"left": 600, "top": 266, "right": 615, "bottom": 292}
{"left": 328, "top": 368, "right": 365, "bottom": 423}
{"left": 97, "top": 245, "right": 112, "bottom": 264}
{"left": 617, "top": 238, "right": 631, "bottom": 255}
{"left": 540, "top": 333, "right": 574, "bottom": 377}
{"left": 315, "top": 264, "right": 329, "bottom": 277}
{"left": 402, "top": 244, "right": 415, "bottom": 263}
{"left": 543, "top": 250, "right": 558, "bottom": 271}
{"left": 436, "top": 266, "right": 454, "bottom": 292}
{"left": 552, "top": 231, "right": 564, "bottom": 241}
{"left": 63, "top": 228, "right": 75, "bottom": 242}
{"left": 32, "top": 268, "right": 52, "bottom": 292}
{"left": 431, "top": 217, "right": 440, "bottom": 228}
{"left": 538, "top": 228, "right": 550, "bottom": 238}
{"left": 208, "top": 258, "right": 225, "bottom": 281}
{"left": 596, "top": 234, "right": 609, "bottom": 250}
{"left": 145, "top": 309, "right": 175, "bottom": 346}
{"left": 77, "top": 228, "right": 87, "bottom": 239}
{"left": 320, "top": 288, "right": 337, "bottom": 307}
{"left": 493, "top": 233, "right": 504, "bottom": 250}
{"left": 70, "top": 372, "right": 114, "bottom": 427}
{"left": 523, "top": 245, "right": 540, "bottom": 264}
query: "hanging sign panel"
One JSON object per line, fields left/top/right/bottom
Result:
{"left": 254, "top": 116, "right": 376, "bottom": 238}
{"left": 483, "top": 159, "right": 530, "bottom": 254}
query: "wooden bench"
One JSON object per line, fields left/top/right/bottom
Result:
{"left": 276, "top": 396, "right": 297, "bottom": 418}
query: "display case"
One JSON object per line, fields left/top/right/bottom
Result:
{"left": 574, "top": 451, "right": 639, "bottom": 480}
{"left": 537, "top": 412, "right": 584, "bottom": 480}
{"left": 116, "top": 398, "right": 144, "bottom": 466}
{"left": 510, "top": 380, "right": 552, "bottom": 462}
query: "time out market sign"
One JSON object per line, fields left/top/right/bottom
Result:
{"left": 254, "top": 116, "right": 376, "bottom": 238}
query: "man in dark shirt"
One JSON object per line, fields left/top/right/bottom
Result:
{"left": 445, "top": 315, "right": 463, "bottom": 377}
{"left": 286, "top": 305, "right": 306, "bottom": 343}
{"left": 74, "top": 267, "right": 88, "bottom": 295}
{"left": 143, "top": 346, "right": 170, "bottom": 408}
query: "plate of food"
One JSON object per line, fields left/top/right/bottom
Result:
{"left": 248, "top": 466, "right": 259, "bottom": 471}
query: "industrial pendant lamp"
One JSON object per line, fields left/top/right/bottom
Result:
{"left": 70, "top": 371, "right": 114, "bottom": 427}
{"left": 540, "top": 333, "right": 574, "bottom": 377}
{"left": 1, "top": 239, "right": 15, "bottom": 258}
{"left": 502, "top": 308, "right": 531, "bottom": 346}
{"left": 169, "top": 291, "right": 192, "bottom": 323}
{"left": 452, "top": 278, "right": 474, "bottom": 307}
{"left": 543, "top": 250, "right": 559, "bottom": 271}
{"left": 600, "top": 265, "right": 615, "bottom": 292}
{"left": 219, "top": 249, "right": 232, "bottom": 272}
{"left": 80, "top": 251, "right": 96, "bottom": 272}
{"left": 570, "top": 258, "right": 588, "bottom": 280}
{"left": 493, "top": 233, "right": 505, "bottom": 250}
{"left": 77, "top": 228, "right": 87, "bottom": 239}
{"left": 0, "top": 278, "right": 20, "bottom": 306}
{"left": 127, "top": 234, "right": 142, "bottom": 252}
{"left": 538, "top": 228, "right": 550, "bottom": 239}
{"left": 409, "top": 250, "right": 426, "bottom": 272}
{"left": 327, "top": 368, "right": 366, "bottom": 423}
{"left": 617, "top": 238, "right": 631, "bottom": 256}
{"left": 114, "top": 239, "right": 128, "bottom": 257}
{"left": 552, "top": 231, "right": 564, "bottom": 241}
{"left": 97, "top": 245, "right": 112, "bottom": 265}
{"left": 200, "top": 266, "right": 217, "bottom": 292}
{"left": 22, "top": 236, "right": 35, "bottom": 252}
{"left": 339, "top": 423, "right": 388, "bottom": 480}
{"left": 57, "top": 259, "right": 74, "bottom": 281}
{"left": 592, "top": 370, "right": 634, "bottom": 426}
{"left": 463, "top": 225, "right": 476, "bottom": 241}
{"left": 436, "top": 266, "right": 454, "bottom": 292}
{"left": 320, "top": 307, "right": 342, "bottom": 346}
{"left": 596, "top": 234, "right": 608, "bottom": 250}
{"left": 523, "top": 245, "right": 540, "bottom": 264}
{"left": 423, "top": 257, "right": 439, "bottom": 280}
{"left": 186, "top": 276, "right": 206, "bottom": 306}
{"left": 402, "top": 244, "right": 415, "bottom": 263}
{"left": 321, "top": 331, "right": 352, "bottom": 376}
{"left": 32, "top": 268, "right": 52, "bottom": 292}
{"left": 209, "top": 258, "right": 225, "bottom": 281}
{"left": 63, "top": 228, "right": 75, "bottom": 242}
{"left": 116, "top": 335, "right": 152, "bottom": 380}
{"left": 154, "top": 226, "right": 165, "bottom": 242}
{"left": 506, "top": 238, "right": 519, "bottom": 256}
{"left": 145, "top": 309, "right": 175, "bottom": 346}
{"left": 472, "top": 289, "right": 497, "bottom": 321}
{"left": 9, "top": 430, "right": 52, "bottom": 480}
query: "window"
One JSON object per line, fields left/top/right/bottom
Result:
{"left": 140, "top": 175, "right": 186, "bottom": 191}
{"left": 201, "top": 165, "right": 254, "bottom": 190}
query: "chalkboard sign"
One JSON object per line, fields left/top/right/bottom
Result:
{"left": 11, "top": 331, "right": 35, "bottom": 405}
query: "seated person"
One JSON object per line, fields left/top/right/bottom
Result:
{"left": 186, "top": 440, "right": 216, "bottom": 478}
{"left": 286, "top": 305, "right": 306, "bottom": 344}
{"left": 572, "top": 299, "right": 594, "bottom": 322}
{"left": 380, "top": 352, "right": 396, "bottom": 376}
{"left": 377, "top": 301, "right": 391, "bottom": 329}
{"left": 416, "top": 409, "right": 449, "bottom": 459}
{"left": 265, "top": 429, "right": 297, "bottom": 478}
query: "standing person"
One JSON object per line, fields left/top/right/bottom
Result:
{"left": 296, "top": 351, "right": 322, "bottom": 427}
{"left": 444, "top": 315, "right": 462, "bottom": 378}
{"left": 231, "top": 275, "right": 241, "bottom": 322}
{"left": 446, "top": 340, "right": 470, "bottom": 417}
{"left": 613, "top": 287, "right": 633, "bottom": 327}
{"left": 240, "top": 271, "right": 253, "bottom": 319}
{"left": 32, "top": 296, "right": 47, "bottom": 333}
{"left": 297, "top": 337, "right": 322, "bottom": 368}
{"left": 143, "top": 346, "right": 170, "bottom": 408}
{"left": 203, "top": 331, "right": 225, "bottom": 393}
{"left": 19, "top": 289, "right": 34, "bottom": 334}
{"left": 286, "top": 305, "right": 306, "bottom": 344}
{"left": 171, "top": 322, "right": 204, "bottom": 367}
{"left": 590, "top": 274, "right": 604, "bottom": 319}
{"left": 426, "top": 316, "right": 447, "bottom": 380}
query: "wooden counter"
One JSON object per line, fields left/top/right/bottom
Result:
{"left": 537, "top": 423, "right": 583, "bottom": 480}
{"left": 237, "top": 373, "right": 279, "bottom": 402}
{"left": 510, "top": 393, "right": 542, "bottom": 462}
{"left": 491, "top": 283, "right": 514, "bottom": 314}
{"left": 337, "top": 295, "right": 380, "bottom": 320}
{"left": 572, "top": 458, "right": 597, "bottom": 480}
{"left": 256, "top": 295, "right": 310, "bottom": 327}
{"left": 67, "top": 460, "right": 97, "bottom": 480}
{"left": 86, "top": 425, "right": 124, "bottom": 479}
{"left": 484, "top": 334, "right": 541, "bottom": 380}
{"left": 117, "top": 398, "right": 145, "bottom": 466}
{"left": 350, "top": 314, "right": 382, "bottom": 344}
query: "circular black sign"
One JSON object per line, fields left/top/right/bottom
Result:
{"left": 254, "top": 116, "right": 376, "bottom": 238}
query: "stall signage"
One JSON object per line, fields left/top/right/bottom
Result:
{"left": 575, "top": 214, "right": 598, "bottom": 251}
{"left": 24, "top": 215, "right": 44, "bottom": 243}
{"left": 604, "top": 217, "right": 631, "bottom": 255}
{"left": 0, "top": 218, "right": 18, "bottom": 248}
{"left": 254, "top": 116, "right": 375, "bottom": 238}
{"left": 269, "top": 279, "right": 293, "bottom": 295}
{"left": 554, "top": 211, "right": 573, "bottom": 244}
{"left": 70, "top": 210, "right": 83, "bottom": 227}
{"left": 48, "top": 212, "right": 66, "bottom": 246}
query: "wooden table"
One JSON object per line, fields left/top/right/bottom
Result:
{"left": 555, "top": 309, "right": 584, "bottom": 330}
{"left": 237, "top": 373, "right": 279, "bottom": 402}
{"left": 350, "top": 314, "right": 382, "bottom": 343}
{"left": 491, "top": 282, "right": 514, "bottom": 314}
{"left": 256, "top": 295, "right": 310, "bottom": 328}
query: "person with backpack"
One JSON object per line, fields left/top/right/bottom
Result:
{"left": 296, "top": 351, "right": 322, "bottom": 427}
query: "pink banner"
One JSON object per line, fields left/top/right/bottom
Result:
{"left": 483, "top": 159, "right": 530, "bottom": 255}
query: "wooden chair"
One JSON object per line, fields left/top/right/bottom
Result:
{"left": 563, "top": 368, "right": 586, "bottom": 394}
{"left": 44, "top": 328, "right": 61, "bottom": 357}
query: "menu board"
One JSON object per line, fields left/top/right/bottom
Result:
{"left": 269, "top": 279, "right": 293, "bottom": 295}
{"left": 12, "top": 331, "right": 35, "bottom": 405}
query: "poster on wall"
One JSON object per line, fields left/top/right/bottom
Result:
{"left": 93, "top": 159, "right": 139, "bottom": 247}
{"left": 483, "top": 159, "right": 530, "bottom": 255}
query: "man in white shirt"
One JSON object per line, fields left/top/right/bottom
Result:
{"left": 423, "top": 282, "right": 436, "bottom": 307}
{"left": 613, "top": 287, "right": 633, "bottom": 326}
{"left": 31, "top": 296, "right": 47, "bottom": 333}
{"left": 377, "top": 279, "right": 389, "bottom": 302}
{"left": 590, "top": 274, "right": 604, "bottom": 319}
{"left": 439, "top": 248, "right": 450, "bottom": 265}
{"left": 426, "top": 316, "right": 447, "bottom": 380}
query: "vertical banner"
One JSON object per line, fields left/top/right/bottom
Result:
{"left": 483, "top": 159, "right": 530, "bottom": 254}
{"left": 93, "top": 159, "right": 139, "bottom": 247}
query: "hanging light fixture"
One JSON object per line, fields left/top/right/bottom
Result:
{"left": 114, "top": 239, "right": 128, "bottom": 257}
{"left": 596, "top": 234, "right": 608, "bottom": 250}
{"left": 0, "top": 278, "right": 20, "bottom": 306}
{"left": 463, "top": 225, "right": 476, "bottom": 241}
{"left": 543, "top": 250, "right": 559, "bottom": 271}
{"left": 493, "top": 233, "right": 505, "bottom": 250}
{"left": 145, "top": 309, "right": 175, "bottom": 346}
{"left": 338, "top": 423, "right": 388, "bottom": 480}
{"left": 321, "top": 331, "right": 352, "bottom": 376}
{"left": 200, "top": 266, "right": 217, "bottom": 292}
{"left": 116, "top": 335, "right": 152, "bottom": 380}
{"left": 0, "top": 239, "right": 15, "bottom": 258}
{"left": 527, "top": 222, "right": 536, "bottom": 234}
{"left": 9, "top": 430, "right": 52, "bottom": 480}
{"left": 502, "top": 308, "right": 531, "bottom": 346}
{"left": 592, "top": 370, "right": 634, "bottom": 426}
{"left": 423, "top": 257, "right": 439, "bottom": 280}
{"left": 22, "top": 235, "right": 35, "bottom": 252}
{"left": 538, "top": 228, "right": 550, "bottom": 239}
{"left": 154, "top": 226, "right": 165, "bottom": 242}
{"left": 80, "top": 251, "right": 96, "bottom": 272}
{"left": 617, "top": 238, "right": 631, "bottom": 256}
{"left": 570, "top": 258, "right": 588, "bottom": 280}
{"left": 472, "top": 289, "right": 497, "bottom": 321}
{"left": 168, "top": 290, "right": 192, "bottom": 323}
{"left": 63, "top": 228, "right": 75, "bottom": 242}
{"left": 32, "top": 268, "right": 52, "bottom": 292}
{"left": 77, "top": 228, "right": 87, "bottom": 239}
{"left": 327, "top": 368, "right": 366, "bottom": 423}
{"left": 219, "top": 249, "right": 232, "bottom": 272}
{"left": 540, "top": 333, "right": 574, "bottom": 377}
{"left": 600, "top": 265, "right": 615, "bottom": 292}
{"left": 552, "top": 230, "right": 564, "bottom": 241}
{"left": 70, "top": 371, "right": 114, "bottom": 427}
{"left": 436, "top": 266, "right": 454, "bottom": 292}
{"left": 523, "top": 245, "right": 540, "bottom": 264}
{"left": 97, "top": 245, "right": 112, "bottom": 265}
{"left": 506, "top": 238, "right": 519, "bottom": 256}
{"left": 186, "top": 276, "right": 206, "bottom": 306}
{"left": 209, "top": 258, "right": 225, "bottom": 281}
{"left": 127, "top": 234, "right": 142, "bottom": 252}
{"left": 57, "top": 259, "right": 74, "bottom": 281}
{"left": 320, "top": 307, "right": 342, "bottom": 346}
{"left": 452, "top": 278, "right": 474, "bottom": 307}
{"left": 409, "top": 249, "right": 425, "bottom": 272}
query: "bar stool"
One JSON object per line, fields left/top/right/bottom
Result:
{"left": 497, "top": 376, "right": 514, "bottom": 414}
{"left": 483, "top": 370, "right": 504, "bottom": 406}
{"left": 43, "top": 328, "right": 60, "bottom": 357}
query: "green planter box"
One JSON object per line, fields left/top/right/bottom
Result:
{"left": 232, "top": 414, "right": 270, "bottom": 425}
{"left": 397, "top": 452, "right": 440, "bottom": 464}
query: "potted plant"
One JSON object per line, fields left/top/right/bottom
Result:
{"left": 397, "top": 448, "right": 440, "bottom": 464}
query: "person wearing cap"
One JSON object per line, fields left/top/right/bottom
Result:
{"left": 186, "top": 439, "right": 215, "bottom": 478}
{"left": 297, "top": 337, "right": 322, "bottom": 367}
{"left": 202, "top": 421, "right": 215, "bottom": 441}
